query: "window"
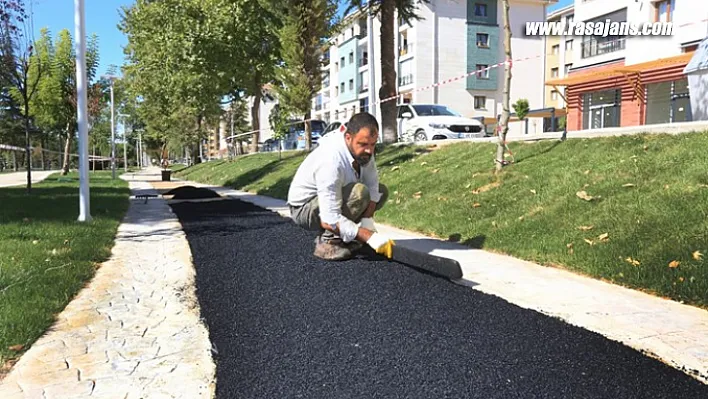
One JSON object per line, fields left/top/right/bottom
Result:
{"left": 335, "top": 62, "right": 339, "bottom": 72}
{"left": 565, "top": 39, "right": 573, "bottom": 51}
{"left": 551, "top": 90, "right": 559, "bottom": 101}
{"left": 340, "top": 56, "right": 345, "bottom": 67}
{"left": 361, "top": 51, "right": 368, "bottom": 66}
{"left": 349, "top": 79, "right": 354, "bottom": 91}
{"left": 476, "top": 64, "right": 489, "bottom": 79}
{"left": 349, "top": 52, "right": 354, "bottom": 64}
{"left": 335, "top": 86, "right": 339, "bottom": 96}
{"left": 350, "top": 27, "right": 354, "bottom": 37}
{"left": 340, "top": 82, "right": 345, "bottom": 93}
{"left": 474, "top": 3, "right": 487, "bottom": 17}
{"left": 552, "top": 44, "right": 560, "bottom": 55}
{"left": 476, "top": 33, "right": 489, "bottom": 48}
{"left": 551, "top": 67, "right": 559, "bottom": 78}
{"left": 565, "top": 63, "right": 572, "bottom": 75}
{"left": 582, "top": 89, "right": 621, "bottom": 130}
{"left": 474, "top": 96, "right": 486, "bottom": 109}
{"left": 654, "top": 0, "right": 674, "bottom": 23}
{"left": 567, "top": 15, "right": 574, "bottom": 25}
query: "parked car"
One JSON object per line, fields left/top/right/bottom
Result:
{"left": 396, "top": 104, "right": 485, "bottom": 142}
{"left": 294, "top": 119, "right": 327, "bottom": 149}
{"left": 321, "top": 120, "right": 347, "bottom": 137}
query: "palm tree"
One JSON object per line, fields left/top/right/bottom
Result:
{"left": 343, "top": 0, "right": 429, "bottom": 144}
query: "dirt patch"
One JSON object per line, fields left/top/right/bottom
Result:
{"left": 472, "top": 181, "right": 501, "bottom": 194}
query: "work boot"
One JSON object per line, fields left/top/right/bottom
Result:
{"left": 313, "top": 236, "right": 353, "bottom": 261}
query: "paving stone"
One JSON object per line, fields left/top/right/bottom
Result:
{"left": 0, "top": 169, "right": 216, "bottom": 398}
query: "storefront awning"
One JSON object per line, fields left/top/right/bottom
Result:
{"left": 546, "top": 52, "right": 695, "bottom": 86}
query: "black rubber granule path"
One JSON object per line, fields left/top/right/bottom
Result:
{"left": 169, "top": 199, "right": 708, "bottom": 399}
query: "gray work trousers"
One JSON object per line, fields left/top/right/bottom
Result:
{"left": 290, "top": 182, "right": 388, "bottom": 242}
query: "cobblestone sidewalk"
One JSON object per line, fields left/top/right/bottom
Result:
{"left": 0, "top": 170, "right": 216, "bottom": 398}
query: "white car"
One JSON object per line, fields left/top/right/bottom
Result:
{"left": 397, "top": 104, "right": 485, "bottom": 142}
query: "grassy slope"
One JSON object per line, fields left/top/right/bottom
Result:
{"left": 0, "top": 172, "right": 130, "bottom": 363}
{"left": 177, "top": 133, "right": 708, "bottom": 308}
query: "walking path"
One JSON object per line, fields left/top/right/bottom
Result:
{"left": 0, "top": 169, "right": 215, "bottom": 398}
{"left": 173, "top": 178, "right": 708, "bottom": 385}
{"left": 0, "top": 170, "right": 58, "bottom": 188}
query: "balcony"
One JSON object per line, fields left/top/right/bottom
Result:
{"left": 399, "top": 74, "right": 413, "bottom": 86}
{"left": 359, "top": 84, "right": 369, "bottom": 93}
{"left": 360, "top": 56, "right": 368, "bottom": 67}
{"left": 399, "top": 43, "right": 413, "bottom": 57}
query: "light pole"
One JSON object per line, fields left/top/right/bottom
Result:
{"left": 74, "top": 0, "right": 91, "bottom": 222}
{"left": 109, "top": 79, "right": 116, "bottom": 179}
{"left": 118, "top": 113, "right": 129, "bottom": 171}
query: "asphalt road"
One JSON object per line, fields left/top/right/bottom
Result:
{"left": 170, "top": 198, "right": 708, "bottom": 399}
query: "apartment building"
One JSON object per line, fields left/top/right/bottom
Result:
{"left": 547, "top": 0, "right": 708, "bottom": 131}
{"left": 544, "top": 3, "right": 575, "bottom": 131}
{"left": 313, "top": 0, "right": 555, "bottom": 136}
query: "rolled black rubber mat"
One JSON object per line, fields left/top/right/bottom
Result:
{"left": 164, "top": 185, "right": 221, "bottom": 199}
{"left": 170, "top": 198, "right": 708, "bottom": 399}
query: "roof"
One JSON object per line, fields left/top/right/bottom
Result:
{"left": 683, "top": 37, "right": 708, "bottom": 74}
{"left": 546, "top": 3, "right": 574, "bottom": 21}
{"left": 546, "top": 52, "right": 695, "bottom": 86}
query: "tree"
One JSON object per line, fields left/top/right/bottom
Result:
{"left": 270, "top": 0, "right": 337, "bottom": 152}
{"left": 344, "top": 0, "right": 430, "bottom": 144}
{"left": 0, "top": 0, "right": 42, "bottom": 192}
{"left": 268, "top": 103, "right": 291, "bottom": 160}
{"left": 495, "top": 0, "right": 512, "bottom": 172}
{"left": 512, "top": 98, "right": 529, "bottom": 122}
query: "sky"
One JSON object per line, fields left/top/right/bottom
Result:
{"left": 27, "top": 0, "right": 573, "bottom": 80}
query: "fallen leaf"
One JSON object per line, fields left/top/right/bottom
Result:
{"left": 8, "top": 344, "right": 23, "bottom": 352}
{"left": 32, "top": 240, "right": 38, "bottom": 245}
{"left": 437, "top": 197, "right": 447, "bottom": 201}
{"left": 473, "top": 203, "right": 481, "bottom": 208}
{"left": 598, "top": 233, "right": 609, "bottom": 242}
{"left": 413, "top": 191, "right": 422, "bottom": 199}
{"left": 530, "top": 189, "right": 537, "bottom": 195}
{"left": 395, "top": 198, "right": 401, "bottom": 204}
{"left": 491, "top": 221, "right": 497, "bottom": 227}
{"left": 420, "top": 162, "right": 428, "bottom": 166}
{"left": 664, "top": 185, "right": 670, "bottom": 190}
{"left": 643, "top": 145, "right": 648, "bottom": 151}
{"left": 393, "top": 191, "right": 399, "bottom": 195}
{"left": 622, "top": 183, "right": 635, "bottom": 188}
{"left": 576, "top": 191, "right": 595, "bottom": 201}
{"left": 577, "top": 225, "right": 594, "bottom": 231}
{"left": 518, "top": 216, "right": 524, "bottom": 221}
{"left": 669, "top": 260, "right": 680, "bottom": 269}
{"left": 566, "top": 243, "right": 574, "bottom": 248}
{"left": 625, "top": 257, "right": 640, "bottom": 266}
{"left": 692, "top": 251, "right": 703, "bottom": 261}
{"left": 584, "top": 238, "right": 594, "bottom": 246}
{"left": 465, "top": 183, "right": 472, "bottom": 189}
{"left": 618, "top": 272, "right": 624, "bottom": 278}
{"left": 679, "top": 277, "right": 685, "bottom": 282}
{"left": 63, "top": 239, "right": 70, "bottom": 245}
{"left": 584, "top": 170, "right": 591, "bottom": 175}
{"left": 432, "top": 169, "right": 440, "bottom": 174}
{"left": 391, "top": 166, "right": 399, "bottom": 171}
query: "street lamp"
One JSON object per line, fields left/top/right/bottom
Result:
{"left": 101, "top": 70, "right": 118, "bottom": 179}
{"left": 74, "top": 0, "right": 91, "bottom": 222}
{"left": 118, "top": 113, "right": 129, "bottom": 172}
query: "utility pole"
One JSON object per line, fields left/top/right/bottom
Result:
{"left": 118, "top": 114, "right": 129, "bottom": 171}
{"left": 75, "top": 0, "right": 91, "bottom": 222}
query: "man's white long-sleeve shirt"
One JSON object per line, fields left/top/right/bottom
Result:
{"left": 287, "top": 130, "right": 381, "bottom": 242}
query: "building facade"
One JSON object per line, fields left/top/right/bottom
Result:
{"left": 313, "top": 0, "right": 555, "bottom": 136}
{"left": 547, "top": 0, "right": 708, "bottom": 131}
{"left": 544, "top": 4, "right": 575, "bottom": 117}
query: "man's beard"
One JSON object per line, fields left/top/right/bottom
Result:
{"left": 356, "top": 155, "right": 371, "bottom": 166}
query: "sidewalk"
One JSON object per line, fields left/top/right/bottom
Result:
{"left": 0, "top": 169, "right": 215, "bottom": 398}
{"left": 175, "top": 178, "right": 708, "bottom": 384}
{"left": 0, "top": 170, "right": 58, "bottom": 188}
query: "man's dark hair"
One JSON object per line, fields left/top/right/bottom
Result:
{"left": 345, "top": 112, "right": 379, "bottom": 137}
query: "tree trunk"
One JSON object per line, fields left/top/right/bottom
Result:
{"left": 496, "top": 0, "right": 512, "bottom": 173}
{"left": 379, "top": 0, "right": 398, "bottom": 144}
{"left": 24, "top": 110, "right": 32, "bottom": 194}
{"left": 40, "top": 138, "right": 46, "bottom": 170}
{"left": 305, "top": 111, "right": 312, "bottom": 152}
{"left": 61, "top": 126, "right": 72, "bottom": 175}
{"left": 250, "top": 86, "right": 262, "bottom": 154}
{"left": 12, "top": 151, "right": 17, "bottom": 171}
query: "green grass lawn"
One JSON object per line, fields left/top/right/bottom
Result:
{"left": 177, "top": 132, "right": 708, "bottom": 308}
{"left": 0, "top": 171, "right": 130, "bottom": 365}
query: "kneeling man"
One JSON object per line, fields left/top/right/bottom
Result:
{"left": 287, "top": 112, "right": 395, "bottom": 261}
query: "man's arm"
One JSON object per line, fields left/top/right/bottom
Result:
{"left": 360, "top": 157, "right": 381, "bottom": 219}
{"left": 314, "top": 158, "right": 361, "bottom": 243}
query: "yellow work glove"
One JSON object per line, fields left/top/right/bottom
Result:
{"left": 366, "top": 232, "right": 395, "bottom": 259}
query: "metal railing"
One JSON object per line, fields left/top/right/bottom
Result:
{"left": 399, "top": 74, "right": 414, "bottom": 86}
{"left": 581, "top": 37, "right": 626, "bottom": 59}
